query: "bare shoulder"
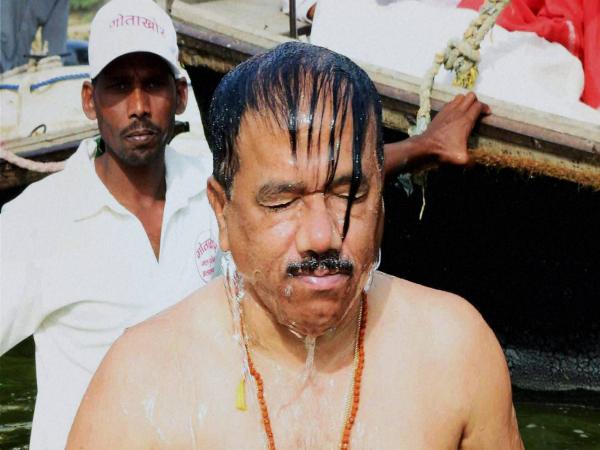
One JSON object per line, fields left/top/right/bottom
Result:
{"left": 67, "top": 278, "right": 231, "bottom": 449}
{"left": 96, "top": 276, "right": 229, "bottom": 379}
{"left": 126, "top": 276, "right": 230, "bottom": 348}
{"left": 371, "top": 271, "right": 493, "bottom": 351}
{"left": 370, "top": 271, "right": 509, "bottom": 388}
{"left": 370, "top": 272, "right": 523, "bottom": 448}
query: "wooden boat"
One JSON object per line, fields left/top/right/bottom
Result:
{"left": 1, "top": 0, "right": 598, "bottom": 393}
{"left": 0, "top": 56, "right": 98, "bottom": 190}
{"left": 168, "top": 0, "right": 599, "bottom": 393}
{"left": 3, "top": 0, "right": 598, "bottom": 191}
{"left": 169, "top": 0, "right": 600, "bottom": 190}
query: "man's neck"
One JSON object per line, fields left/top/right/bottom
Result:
{"left": 94, "top": 149, "right": 167, "bottom": 209}
{"left": 240, "top": 292, "right": 363, "bottom": 374}
{"left": 94, "top": 148, "right": 167, "bottom": 259}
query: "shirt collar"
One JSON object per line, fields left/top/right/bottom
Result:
{"left": 67, "top": 139, "right": 210, "bottom": 221}
{"left": 163, "top": 144, "right": 212, "bottom": 219}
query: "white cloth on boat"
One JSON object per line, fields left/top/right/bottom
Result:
{"left": 0, "top": 139, "right": 219, "bottom": 450}
{"left": 280, "top": 0, "right": 317, "bottom": 23}
{"left": 310, "top": 0, "right": 600, "bottom": 124}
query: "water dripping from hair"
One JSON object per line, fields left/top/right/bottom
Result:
{"left": 300, "top": 335, "right": 317, "bottom": 387}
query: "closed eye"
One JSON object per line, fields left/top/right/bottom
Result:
{"left": 332, "top": 189, "right": 368, "bottom": 202}
{"left": 264, "top": 199, "right": 296, "bottom": 210}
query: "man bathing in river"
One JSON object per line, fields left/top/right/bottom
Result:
{"left": 67, "top": 42, "right": 523, "bottom": 449}
{"left": 2, "top": 0, "right": 491, "bottom": 447}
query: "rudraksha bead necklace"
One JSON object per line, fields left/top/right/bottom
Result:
{"left": 241, "top": 295, "right": 368, "bottom": 450}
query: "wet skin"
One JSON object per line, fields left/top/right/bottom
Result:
{"left": 67, "top": 91, "right": 523, "bottom": 449}
{"left": 67, "top": 275, "right": 524, "bottom": 449}
{"left": 81, "top": 53, "right": 187, "bottom": 258}
{"left": 209, "top": 108, "right": 384, "bottom": 338}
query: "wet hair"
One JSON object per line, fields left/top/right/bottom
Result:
{"left": 208, "top": 41, "right": 383, "bottom": 237}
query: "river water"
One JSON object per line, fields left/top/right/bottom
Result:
{"left": 1, "top": 340, "right": 599, "bottom": 449}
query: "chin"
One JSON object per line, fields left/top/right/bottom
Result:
{"left": 280, "top": 295, "right": 351, "bottom": 337}
{"left": 118, "top": 148, "right": 161, "bottom": 167}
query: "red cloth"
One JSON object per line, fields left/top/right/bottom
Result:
{"left": 458, "top": 0, "right": 600, "bottom": 108}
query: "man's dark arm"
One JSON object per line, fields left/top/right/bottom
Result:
{"left": 383, "top": 93, "right": 490, "bottom": 177}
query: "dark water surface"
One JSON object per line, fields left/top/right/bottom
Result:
{"left": 0, "top": 345, "right": 35, "bottom": 450}
{"left": 1, "top": 340, "right": 599, "bottom": 449}
{"left": 517, "top": 401, "right": 600, "bottom": 450}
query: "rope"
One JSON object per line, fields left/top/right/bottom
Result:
{"left": 410, "top": 0, "right": 511, "bottom": 136}
{"left": 404, "top": 0, "right": 510, "bottom": 220}
{"left": 0, "top": 83, "right": 19, "bottom": 91}
{"left": 0, "top": 148, "right": 66, "bottom": 173}
{"left": 0, "top": 72, "right": 89, "bottom": 92}
{"left": 30, "top": 73, "right": 89, "bottom": 92}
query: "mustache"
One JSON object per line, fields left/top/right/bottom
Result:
{"left": 286, "top": 251, "right": 354, "bottom": 276}
{"left": 120, "top": 118, "right": 161, "bottom": 138}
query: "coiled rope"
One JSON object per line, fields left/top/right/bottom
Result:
{"left": 410, "top": 0, "right": 511, "bottom": 136}
{"left": 0, "top": 148, "right": 66, "bottom": 172}
{"left": 0, "top": 72, "right": 89, "bottom": 92}
{"left": 403, "top": 0, "right": 510, "bottom": 219}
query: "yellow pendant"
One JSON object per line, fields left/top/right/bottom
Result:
{"left": 236, "top": 378, "right": 247, "bottom": 411}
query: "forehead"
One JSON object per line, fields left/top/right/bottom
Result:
{"left": 97, "top": 52, "right": 171, "bottom": 80}
{"left": 235, "top": 102, "right": 378, "bottom": 185}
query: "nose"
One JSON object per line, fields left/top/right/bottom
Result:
{"left": 127, "top": 86, "right": 150, "bottom": 119}
{"left": 295, "top": 195, "right": 343, "bottom": 256}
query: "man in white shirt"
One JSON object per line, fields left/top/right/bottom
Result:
{"left": 1, "top": 0, "right": 488, "bottom": 448}
{"left": 0, "top": 0, "right": 219, "bottom": 448}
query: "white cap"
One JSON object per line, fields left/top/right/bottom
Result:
{"left": 88, "top": 0, "right": 181, "bottom": 79}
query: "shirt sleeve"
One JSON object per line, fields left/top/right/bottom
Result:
{"left": 0, "top": 201, "right": 44, "bottom": 355}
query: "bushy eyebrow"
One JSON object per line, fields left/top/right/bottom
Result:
{"left": 256, "top": 181, "right": 306, "bottom": 201}
{"left": 256, "top": 172, "right": 368, "bottom": 202}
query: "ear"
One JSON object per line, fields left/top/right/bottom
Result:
{"left": 207, "top": 176, "right": 230, "bottom": 252}
{"left": 81, "top": 81, "right": 97, "bottom": 120}
{"left": 175, "top": 77, "right": 188, "bottom": 115}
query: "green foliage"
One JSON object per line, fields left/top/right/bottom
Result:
{"left": 70, "top": 0, "right": 104, "bottom": 12}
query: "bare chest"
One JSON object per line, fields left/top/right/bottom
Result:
{"left": 145, "top": 364, "right": 465, "bottom": 450}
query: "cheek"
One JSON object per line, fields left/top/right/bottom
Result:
{"left": 268, "top": 219, "right": 298, "bottom": 243}
{"left": 228, "top": 209, "right": 297, "bottom": 276}
{"left": 344, "top": 201, "right": 382, "bottom": 259}
{"left": 96, "top": 116, "right": 118, "bottom": 146}
{"left": 152, "top": 97, "right": 176, "bottom": 124}
{"left": 96, "top": 105, "right": 125, "bottom": 135}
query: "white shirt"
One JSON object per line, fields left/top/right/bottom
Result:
{"left": 0, "top": 139, "right": 219, "bottom": 450}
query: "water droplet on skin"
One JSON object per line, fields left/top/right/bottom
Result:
{"left": 283, "top": 285, "right": 293, "bottom": 297}
{"left": 288, "top": 322, "right": 305, "bottom": 340}
{"left": 363, "top": 249, "right": 381, "bottom": 293}
{"left": 197, "top": 404, "right": 208, "bottom": 422}
{"left": 300, "top": 335, "right": 317, "bottom": 386}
